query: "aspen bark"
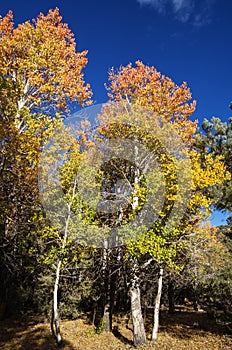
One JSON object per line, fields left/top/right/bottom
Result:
{"left": 102, "top": 239, "right": 112, "bottom": 331}
{"left": 152, "top": 265, "right": 163, "bottom": 341}
{"left": 53, "top": 260, "right": 62, "bottom": 346}
{"left": 129, "top": 145, "right": 147, "bottom": 346}
{"left": 51, "top": 178, "right": 76, "bottom": 345}
{"left": 130, "top": 259, "right": 147, "bottom": 346}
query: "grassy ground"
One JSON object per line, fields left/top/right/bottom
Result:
{"left": 0, "top": 309, "right": 231, "bottom": 349}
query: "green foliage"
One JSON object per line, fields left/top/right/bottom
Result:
{"left": 126, "top": 223, "right": 182, "bottom": 269}
{"left": 96, "top": 318, "right": 107, "bottom": 334}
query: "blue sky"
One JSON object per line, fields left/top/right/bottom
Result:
{"left": 1, "top": 0, "right": 231, "bottom": 225}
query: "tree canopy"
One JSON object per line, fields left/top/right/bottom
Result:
{"left": 0, "top": 8, "right": 231, "bottom": 348}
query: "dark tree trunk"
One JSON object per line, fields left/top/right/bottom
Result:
{"left": 168, "top": 280, "right": 175, "bottom": 314}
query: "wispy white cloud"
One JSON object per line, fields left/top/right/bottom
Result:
{"left": 137, "top": 0, "right": 214, "bottom": 26}
{"left": 137, "top": 0, "right": 167, "bottom": 14}
{"left": 172, "top": 0, "right": 187, "bottom": 12}
{"left": 173, "top": 0, "right": 193, "bottom": 23}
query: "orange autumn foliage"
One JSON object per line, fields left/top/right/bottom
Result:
{"left": 106, "top": 61, "right": 197, "bottom": 144}
{"left": 0, "top": 8, "right": 92, "bottom": 118}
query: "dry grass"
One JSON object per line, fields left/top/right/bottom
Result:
{"left": 0, "top": 310, "right": 231, "bottom": 349}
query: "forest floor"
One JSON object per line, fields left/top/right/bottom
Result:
{"left": 0, "top": 308, "right": 231, "bottom": 350}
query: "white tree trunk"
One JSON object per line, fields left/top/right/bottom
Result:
{"left": 129, "top": 145, "right": 147, "bottom": 346}
{"left": 132, "top": 144, "right": 139, "bottom": 210}
{"left": 53, "top": 260, "right": 62, "bottom": 346}
{"left": 52, "top": 194, "right": 73, "bottom": 345}
{"left": 130, "top": 260, "right": 147, "bottom": 346}
{"left": 152, "top": 266, "right": 163, "bottom": 341}
{"left": 102, "top": 239, "right": 112, "bottom": 332}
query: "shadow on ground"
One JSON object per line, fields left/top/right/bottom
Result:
{"left": 1, "top": 311, "right": 231, "bottom": 349}
{"left": 144, "top": 309, "right": 230, "bottom": 340}
{"left": 112, "top": 325, "right": 134, "bottom": 346}
{"left": 0, "top": 317, "right": 76, "bottom": 350}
